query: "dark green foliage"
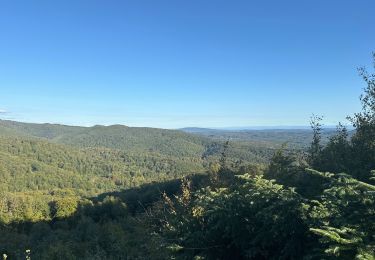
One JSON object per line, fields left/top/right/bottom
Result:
{"left": 159, "top": 175, "right": 309, "bottom": 259}
{"left": 306, "top": 169, "right": 375, "bottom": 259}
{"left": 305, "top": 54, "right": 375, "bottom": 182}
{"left": 219, "top": 140, "right": 229, "bottom": 170}
{"left": 265, "top": 146, "right": 301, "bottom": 184}
{"left": 314, "top": 124, "right": 351, "bottom": 174}
{"left": 157, "top": 168, "right": 375, "bottom": 259}
{"left": 308, "top": 115, "right": 323, "bottom": 168}
{"left": 348, "top": 60, "right": 375, "bottom": 181}
{"left": 0, "top": 194, "right": 164, "bottom": 259}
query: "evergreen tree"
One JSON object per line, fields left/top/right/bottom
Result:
{"left": 308, "top": 114, "right": 323, "bottom": 168}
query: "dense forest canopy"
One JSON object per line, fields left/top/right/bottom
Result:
{"left": 1, "top": 55, "right": 375, "bottom": 259}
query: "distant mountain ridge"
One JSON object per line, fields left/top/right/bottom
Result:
{"left": 0, "top": 120, "right": 341, "bottom": 153}
{"left": 0, "top": 119, "right": 275, "bottom": 165}
{"left": 180, "top": 125, "right": 340, "bottom": 131}
{"left": 181, "top": 126, "right": 356, "bottom": 148}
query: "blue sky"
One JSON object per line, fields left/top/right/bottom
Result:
{"left": 0, "top": 0, "right": 374, "bottom": 128}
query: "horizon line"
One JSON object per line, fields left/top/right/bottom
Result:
{"left": 0, "top": 119, "right": 354, "bottom": 131}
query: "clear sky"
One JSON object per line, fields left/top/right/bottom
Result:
{"left": 0, "top": 1, "right": 374, "bottom": 128}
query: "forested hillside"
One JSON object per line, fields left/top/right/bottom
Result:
{"left": 0, "top": 119, "right": 276, "bottom": 226}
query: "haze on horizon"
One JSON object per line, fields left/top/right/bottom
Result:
{"left": 1, "top": 1, "right": 374, "bottom": 128}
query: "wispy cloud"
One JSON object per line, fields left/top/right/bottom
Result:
{"left": 0, "top": 109, "right": 7, "bottom": 114}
